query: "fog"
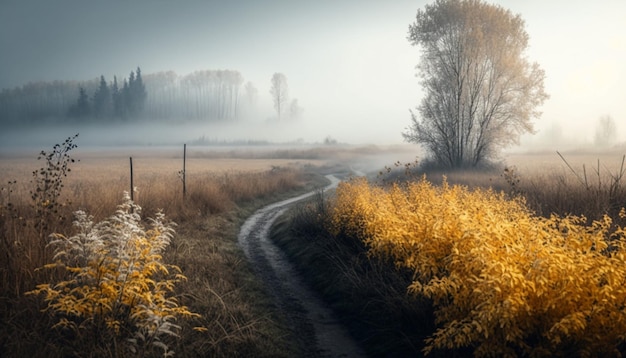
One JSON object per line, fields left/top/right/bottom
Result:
{"left": 1, "top": 0, "right": 625, "bottom": 151}
{"left": 0, "top": 119, "right": 385, "bottom": 149}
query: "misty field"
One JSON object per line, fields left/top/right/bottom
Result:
{"left": 2, "top": 141, "right": 626, "bottom": 357}
{"left": 0, "top": 141, "right": 415, "bottom": 356}
{"left": 0, "top": 147, "right": 323, "bottom": 210}
{"left": 0, "top": 142, "right": 342, "bottom": 357}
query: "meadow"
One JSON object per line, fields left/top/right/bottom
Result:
{"left": 0, "top": 138, "right": 346, "bottom": 357}
{"left": 2, "top": 138, "right": 625, "bottom": 357}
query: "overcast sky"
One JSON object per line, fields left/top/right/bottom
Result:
{"left": 1, "top": 0, "right": 625, "bottom": 146}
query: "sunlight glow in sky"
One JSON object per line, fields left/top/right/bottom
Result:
{"left": 1, "top": 0, "right": 624, "bottom": 146}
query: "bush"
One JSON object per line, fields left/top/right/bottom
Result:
{"left": 28, "top": 193, "right": 199, "bottom": 357}
{"left": 330, "top": 177, "right": 626, "bottom": 356}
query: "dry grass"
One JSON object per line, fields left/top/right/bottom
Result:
{"left": 379, "top": 150, "right": 626, "bottom": 224}
{"left": 5, "top": 140, "right": 623, "bottom": 356}
{"left": 0, "top": 148, "right": 321, "bottom": 219}
{"left": 0, "top": 144, "right": 331, "bottom": 357}
{"left": 502, "top": 151, "right": 626, "bottom": 223}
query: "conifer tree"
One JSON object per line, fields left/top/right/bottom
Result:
{"left": 129, "top": 67, "right": 147, "bottom": 116}
{"left": 92, "top": 75, "right": 111, "bottom": 118}
{"left": 121, "top": 78, "right": 130, "bottom": 119}
{"left": 111, "top": 76, "right": 124, "bottom": 118}
{"left": 68, "top": 87, "right": 90, "bottom": 118}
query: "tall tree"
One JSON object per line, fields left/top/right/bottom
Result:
{"left": 129, "top": 67, "right": 147, "bottom": 115}
{"left": 68, "top": 87, "right": 90, "bottom": 118}
{"left": 594, "top": 115, "right": 617, "bottom": 147}
{"left": 245, "top": 81, "right": 258, "bottom": 107}
{"left": 121, "top": 79, "right": 130, "bottom": 119}
{"left": 125, "top": 70, "right": 136, "bottom": 116}
{"left": 143, "top": 71, "right": 177, "bottom": 119}
{"left": 229, "top": 70, "right": 244, "bottom": 119}
{"left": 403, "top": 0, "right": 548, "bottom": 168}
{"left": 111, "top": 76, "right": 124, "bottom": 118}
{"left": 269, "top": 73, "right": 288, "bottom": 120}
{"left": 92, "top": 75, "right": 111, "bottom": 117}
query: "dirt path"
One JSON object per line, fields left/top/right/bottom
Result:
{"left": 238, "top": 175, "right": 365, "bottom": 358}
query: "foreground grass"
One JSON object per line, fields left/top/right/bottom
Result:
{"left": 0, "top": 141, "right": 331, "bottom": 357}
{"left": 4, "top": 141, "right": 624, "bottom": 356}
{"left": 165, "top": 170, "right": 330, "bottom": 357}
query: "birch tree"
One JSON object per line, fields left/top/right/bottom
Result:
{"left": 269, "top": 73, "right": 288, "bottom": 120}
{"left": 403, "top": 0, "right": 548, "bottom": 167}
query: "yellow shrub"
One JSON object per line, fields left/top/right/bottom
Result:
{"left": 29, "top": 193, "right": 199, "bottom": 356}
{"left": 330, "top": 177, "right": 626, "bottom": 356}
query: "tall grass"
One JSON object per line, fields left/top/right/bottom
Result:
{"left": 519, "top": 153, "right": 626, "bottom": 224}
{"left": 0, "top": 140, "right": 316, "bottom": 357}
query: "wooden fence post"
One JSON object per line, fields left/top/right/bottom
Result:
{"left": 183, "top": 144, "right": 187, "bottom": 199}
{"left": 129, "top": 157, "right": 134, "bottom": 203}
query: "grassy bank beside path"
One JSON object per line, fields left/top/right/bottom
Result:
{"left": 0, "top": 144, "right": 333, "bottom": 357}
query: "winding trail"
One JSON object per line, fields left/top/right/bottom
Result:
{"left": 238, "top": 174, "right": 365, "bottom": 358}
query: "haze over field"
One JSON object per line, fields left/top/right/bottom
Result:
{"left": 1, "top": 0, "right": 625, "bottom": 149}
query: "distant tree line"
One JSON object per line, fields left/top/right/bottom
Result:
{"left": 144, "top": 69, "right": 245, "bottom": 120}
{"left": 0, "top": 81, "right": 78, "bottom": 123}
{"left": 0, "top": 68, "right": 257, "bottom": 124}
{"left": 68, "top": 67, "right": 147, "bottom": 120}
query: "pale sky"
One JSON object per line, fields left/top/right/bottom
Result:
{"left": 1, "top": 0, "right": 624, "bottom": 146}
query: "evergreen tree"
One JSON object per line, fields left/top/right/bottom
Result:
{"left": 111, "top": 76, "right": 124, "bottom": 118}
{"left": 92, "top": 75, "right": 111, "bottom": 118}
{"left": 121, "top": 79, "right": 130, "bottom": 119}
{"left": 134, "top": 67, "right": 147, "bottom": 108}
{"left": 128, "top": 67, "right": 147, "bottom": 116}
{"left": 128, "top": 71, "right": 135, "bottom": 114}
{"left": 77, "top": 87, "right": 90, "bottom": 117}
{"left": 68, "top": 87, "right": 91, "bottom": 118}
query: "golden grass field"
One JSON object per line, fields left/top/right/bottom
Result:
{"left": 1, "top": 141, "right": 625, "bottom": 356}
{"left": 0, "top": 146, "right": 330, "bottom": 221}
{"left": 0, "top": 143, "right": 339, "bottom": 357}
{"left": 0, "top": 147, "right": 325, "bottom": 193}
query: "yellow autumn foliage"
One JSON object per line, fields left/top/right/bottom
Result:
{"left": 330, "top": 177, "right": 626, "bottom": 356}
{"left": 28, "top": 193, "right": 199, "bottom": 356}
